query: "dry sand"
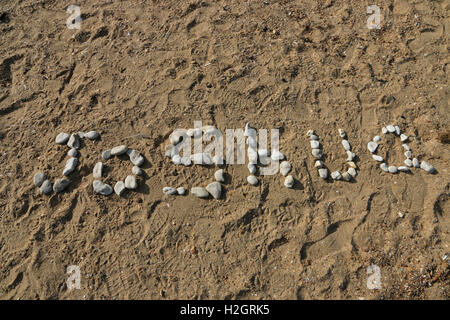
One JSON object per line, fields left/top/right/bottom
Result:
{"left": 0, "top": 0, "right": 449, "bottom": 299}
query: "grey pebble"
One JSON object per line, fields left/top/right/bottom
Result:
{"left": 132, "top": 166, "right": 143, "bottom": 176}
{"left": 420, "top": 161, "right": 435, "bottom": 173}
{"left": 387, "top": 125, "right": 396, "bottom": 133}
{"left": 67, "top": 133, "right": 80, "bottom": 149}
{"left": 102, "top": 149, "right": 111, "bottom": 160}
{"left": 341, "top": 140, "right": 351, "bottom": 151}
{"left": 284, "top": 175, "right": 294, "bottom": 188}
{"left": 163, "top": 187, "right": 177, "bottom": 195}
{"left": 373, "top": 136, "right": 381, "bottom": 142}
{"left": 271, "top": 151, "right": 285, "bottom": 161}
{"left": 55, "top": 132, "right": 70, "bottom": 144}
{"left": 331, "top": 171, "right": 342, "bottom": 180}
{"left": 114, "top": 181, "right": 126, "bottom": 196}
{"left": 402, "top": 144, "right": 410, "bottom": 151}
{"left": 248, "top": 163, "right": 256, "bottom": 174}
{"left": 280, "top": 161, "right": 292, "bottom": 176}
{"left": 388, "top": 166, "right": 398, "bottom": 174}
{"left": 34, "top": 172, "right": 46, "bottom": 187}
{"left": 78, "top": 131, "right": 85, "bottom": 138}
{"left": 382, "top": 127, "right": 388, "bottom": 134}
{"left": 395, "top": 125, "right": 401, "bottom": 135}
{"left": 93, "top": 180, "right": 113, "bottom": 195}
{"left": 247, "top": 175, "right": 259, "bottom": 186}
{"left": 129, "top": 150, "right": 144, "bottom": 166}
{"left": 311, "top": 148, "right": 322, "bottom": 159}
{"left": 398, "top": 166, "right": 410, "bottom": 172}
{"left": 68, "top": 148, "right": 78, "bottom": 158}
{"left": 124, "top": 175, "right": 138, "bottom": 189}
{"left": 309, "top": 134, "right": 319, "bottom": 140}
{"left": 206, "top": 182, "right": 222, "bottom": 199}
{"left": 412, "top": 158, "right": 420, "bottom": 168}
{"left": 39, "top": 180, "right": 52, "bottom": 195}
{"left": 177, "top": 187, "right": 186, "bottom": 195}
{"left": 318, "top": 168, "right": 328, "bottom": 179}
{"left": 93, "top": 162, "right": 103, "bottom": 178}
{"left": 372, "top": 154, "right": 384, "bottom": 162}
{"left": 53, "top": 178, "right": 70, "bottom": 193}
{"left": 191, "top": 187, "right": 209, "bottom": 198}
{"left": 310, "top": 140, "right": 320, "bottom": 149}
{"left": 367, "top": 141, "right": 378, "bottom": 153}
{"left": 214, "top": 169, "right": 225, "bottom": 182}
{"left": 85, "top": 131, "right": 99, "bottom": 140}
{"left": 405, "top": 151, "right": 412, "bottom": 158}
{"left": 111, "top": 145, "right": 128, "bottom": 156}
{"left": 63, "top": 157, "right": 78, "bottom": 176}
{"left": 404, "top": 159, "right": 413, "bottom": 167}
{"left": 380, "top": 163, "right": 389, "bottom": 172}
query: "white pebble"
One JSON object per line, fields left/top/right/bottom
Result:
{"left": 420, "top": 161, "right": 435, "bottom": 173}
{"left": 312, "top": 148, "right": 322, "bottom": 159}
{"left": 214, "top": 169, "right": 225, "bottom": 182}
{"left": 124, "top": 175, "right": 138, "bottom": 189}
{"left": 306, "top": 130, "right": 315, "bottom": 137}
{"left": 191, "top": 187, "right": 209, "bottom": 198}
{"left": 310, "top": 140, "right": 320, "bottom": 149}
{"left": 331, "top": 171, "right": 342, "bottom": 180}
{"left": 111, "top": 145, "right": 128, "bottom": 156}
{"left": 114, "top": 181, "right": 126, "bottom": 196}
{"left": 67, "top": 133, "right": 80, "bottom": 149}
{"left": 206, "top": 182, "right": 222, "bottom": 199}
{"left": 318, "top": 168, "right": 328, "bottom": 179}
{"left": 338, "top": 129, "right": 346, "bottom": 138}
{"left": 63, "top": 157, "right": 78, "bottom": 176}
{"left": 402, "top": 144, "right": 410, "bottom": 151}
{"left": 172, "top": 154, "right": 181, "bottom": 165}
{"left": 347, "top": 167, "right": 357, "bottom": 178}
{"left": 342, "top": 172, "right": 351, "bottom": 181}
{"left": 258, "top": 149, "right": 270, "bottom": 157}
{"left": 387, "top": 125, "right": 396, "bottom": 133}
{"left": 93, "top": 180, "right": 113, "bottom": 195}
{"left": 412, "top": 158, "right": 420, "bottom": 168}
{"left": 404, "top": 159, "right": 413, "bottom": 167}
{"left": 132, "top": 166, "right": 143, "bottom": 175}
{"left": 163, "top": 187, "right": 177, "bottom": 195}
{"left": 279, "top": 161, "right": 292, "bottom": 176}
{"left": 398, "top": 166, "right": 410, "bottom": 172}
{"left": 367, "top": 141, "right": 378, "bottom": 153}
{"left": 405, "top": 151, "right": 412, "bottom": 158}
{"left": 382, "top": 127, "right": 388, "bottom": 134}
{"left": 248, "top": 163, "right": 256, "bottom": 174}
{"left": 315, "top": 160, "right": 324, "bottom": 168}
{"left": 395, "top": 125, "right": 401, "bottom": 135}
{"left": 129, "top": 150, "right": 144, "bottom": 166}
{"left": 284, "top": 175, "right": 294, "bottom": 188}
{"left": 346, "top": 151, "right": 355, "bottom": 161}
{"left": 247, "top": 175, "right": 259, "bottom": 186}
{"left": 372, "top": 154, "right": 384, "bottom": 162}
{"left": 373, "top": 136, "right": 381, "bottom": 142}
{"left": 85, "top": 131, "right": 99, "bottom": 140}
{"left": 271, "top": 150, "right": 285, "bottom": 161}
{"left": 341, "top": 140, "right": 351, "bottom": 151}
{"left": 55, "top": 132, "right": 70, "bottom": 144}
{"left": 177, "top": 187, "right": 186, "bottom": 195}
{"left": 400, "top": 134, "right": 408, "bottom": 142}
{"left": 181, "top": 156, "right": 192, "bottom": 166}
{"left": 388, "top": 166, "right": 398, "bottom": 174}
{"left": 380, "top": 163, "right": 389, "bottom": 172}
{"left": 93, "top": 162, "right": 103, "bottom": 178}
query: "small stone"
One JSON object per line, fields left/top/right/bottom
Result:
{"left": 78, "top": 131, "right": 85, "bottom": 139}
{"left": 169, "top": 131, "right": 186, "bottom": 145}
{"left": 247, "top": 136, "right": 257, "bottom": 148}
{"left": 111, "top": 145, "right": 128, "bottom": 156}
{"left": 402, "top": 144, "right": 410, "bottom": 151}
{"left": 338, "top": 129, "right": 346, "bottom": 138}
{"left": 172, "top": 154, "right": 181, "bottom": 164}
{"left": 248, "top": 163, "right": 256, "bottom": 174}
{"left": 163, "top": 187, "right": 177, "bottom": 195}
{"left": 312, "top": 148, "right": 322, "bottom": 159}
{"left": 380, "top": 163, "right": 389, "bottom": 172}
{"left": 306, "top": 130, "right": 315, "bottom": 136}
{"left": 102, "top": 149, "right": 111, "bottom": 160}
{"left": 93, "top": 162, "right": 103, "bottom": 178}
{"left": 214, "top": 169, "right": 225, "bottom": 182}
{"left": 244, "top": 123, "right": 255, "bottom": 137}
{"left": 318, "top": 168, "right": 328, "bottom": 179}
{"left": 258, "top": 149, "right": 270, "bottom": 157}
{"left": 53, "top": 178, "right": 70, "bottom": 193}
{"left": 331, "top": 171, "right": 342, "bottom": 180}
{"left": 346, "top": 151, "right": 355, "bottom": 161}
{"left": 310, "top": 140, "right": 320, "bottom": 149}
{"left": 387, "top": 125, "right": 395, "bottom": 133}
{"left": 247, "top": 175, "right": 259, "bottom": 186}
{"left": 248, "top": 148, "right": 258, "bottom": 164}
{"left": 33, "top": 172, "right": 46, "bottom": 187}
{"left": 347, "top": 161, "right": 357, "bottom": 168}
{"left": 347, "top": 167, "right": 357, "bottom": 178}
{"left": 177, "top": 187, "right": 186, "bottom": 195}
{"left": 395, "top": 125, "right": 401, "bottom": 135}
{"left": 85, "top": 131, "right": 99, "bottom": 140}
{"left": 63, "top": 157, "right": 78, "bottom": 176}
{"left": 39, "top": 180, "right": 52, "bottom": 195}
{"left": 55, "top": 132, "right": 70, "bottom": 144}
{"left": 280, "top": 161, "right": 292, "bottom": 176}
{"left": 404, "top": 159, "right": 413, "bottom": 167}
{"left": 309, "top": 134, "right": 318, "bottom": 140}
{"left": 420, "top": 161, "right": 435, "bottom": 173}
{"left": 412, "top": 158, "right": 420, "bottom": 168}
{"left": 271, "top": 150, "right": 285, "bottom": 161}
{"left": 382, "top": 127, "right": 388, "bottom": 134}
{"left": 398, "top": 166, "right": 410, "bottom": 172}
{"left": 191, "top": 187, "right": 209, "bottom": 198}
{"left": 398, "top": 212, "right": 404, "bottom": 218}
{"left": 125, "top": 175, "right": 138, "bottom": 189}
{"left": 400, "top": 134, "right": 408, "bottom": 142}
{"left": 67, "top": 133, "right": 80, "bottom": 149}
{"left": 114, "top": 181, "right": 126, "bottom": 196}
{"left": 284, "top": 175, "right": 294, "bottom": 188}
{"left": 129, "top": 150, "right": 145, "bottom": 166}
{"left": 388, "top": 166, "right": 398, "bottom": 174}
{"left": 373, "top": 136, "right": 381, "bottom": 142}
{"left": 405, "top": 151, "right": 412, "bottom": 158}
{"left": 342, "top": 172, "right": 351, "bottom": 181}
{"left": 372, "top": 155, "right": 384, "bottom": 162}
{"left": 93, "top": 180, "right": 113, "bottom": 195}
{"left": 132, "top": 166, "right": 143, "bottom": 175}
{"left": 68, "top": 148, "right": 78, "bottom": 158}
{"left": 341, "top": 140, "right": 351, "bottom": 151}
{"left": 206, "top": 182, "right": 222, "bottom": 199}
{"left": 315, "top": 160, "right": 324, "bottom": 168}
{"left": 367, "top": 141, "right": 378, "bottom": 153}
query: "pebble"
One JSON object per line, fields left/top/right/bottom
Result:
{"left": 258, "top": 149, "right": 270, "bottom": 157}
{"left": 402, "top": 144, "right": 410, "bottom": 151}
{"left": 125, "top": 175, "right": 138, "bottom": 189}
{"left": 311, "top": 148, "right": 322, "bottom": 159}
{"left": 338, "top": 129, "right": 346, "bottom": 138}
{"left": 55, "top": 132, "right": 70, "bottom": 144}
{"left": 214, "top": 169, "right": 225, "bottom": 182}
{"left": 93, "top": 180, "right": 113, "bottom": 195}
{"left": 380, "top": 163, "right": 389, "bottom": 172}
{"left": 395, "top": 126, "right": 401, "bottom": 135}
{"left": 306, "top": 130, "right": 315, "bottom": 137}
{"left": 163, "top": 187, "right": 177, "bottom": 195}
{"left": 310, "top": 140, "right": 320, "bottom": 149}
{"left": 331, "top": 171, "right": 342, "bottom": 180}
{"left": 85, "top": 131, "right": 99, "bottom": 140}
{"left": 248, "top": 148, "right": 258, "bottom": 164}
{"left": 53, "top": 178, "right": 70, "bottom": 193}
{"left": 102, "top": 149, "right": 111, "bottom": 160}
{"left": 172, "top": 154, "right": 181, "bottom": 165}
{"left": 346, "top": 151, "right": 355, "bottom": 161}
{"left": 191, "top": 187, "right": 209, "bottom": 198}
{"left": 315, "top": 160, "right": 324, "bottom": 168}
{"left": 68, "top": 148, "right": 78, "bottom": 157}
{"left": 177, "top": 187, "right": 186, "bottom": 195}
{"left": 382, "top": 127, "right": 388, "bottom": 134}
{"left": 244, "top": 123, "right": 255, "bottom": 137}
{"left": 420, "top": 161, "right": 435, "bottom": 173}
{"left": 373, "top": 136, "right": 381, "bottom": 142}
{"left": 347, "top": 161, "right": 357, "bottom": 168}
{"left": 341, "top": 172, "right": 351, "bottom": 181}
{"left": 132, "top": 166, "right": 143, "bottom": 175}
{"left": 367, "top": 141, "right": 378, "bottom": 153}
{"left": 39, "top": 180, "right": 52, "bottom": 195}
{"left": 111, "top": 145, "right": 128, "bottom": 156}
{"left": 67, "top": 133, "right": 80, "bottom": 149}
{"left": 372, "top": 155, "right": 384, "bottom": 162}
{"left": 400, "top": 134, "right": 408, "bottom": 142}
{"left": 169, "top": 131, "right": 185, "bottom": 145}
{"left": 247, "top": 175, "right": 259, "bottom": 186}
{"left": 398, "top": 166, "right": 410, "bottom": 172}
{"left": 248, "top": 163, "right": 256, "bottom": 174}
{"left": 247, "top": 137, "right": 257, "bottom": 148}
{"left": 318, "top": 168, "right": 328, "bottom": 179}
{"left": 284, "top": 175, "right": 294, "bottom": 188}
{"left": 206, "top": 182, "right": 222, "bottom": 199}
{"left": 280, "top": 161, "right": 292, "bottom": 176}
{"left": 93, "top": 162, "right": 103, "bottom": 178}
{"left": 347, "top": 167, "right": 357, "bottom": 178}
{"left": 63, "top": 157, "right": 78, "bottom": 176}
{"left": 33, "top": 172, "right": 46, "bottom": 187}
{"left": 405, "top": 151, "right": 412, "bottom": 158}
{"left": 309, "top": 134, "right": 318, "bottom": 140}
{"left": 129, "top": 150, "right": 144, "bottom": 166}
{"left": 271, "top": 150, "right": 285, "bottom": 161}
{"left": 404, "top": 159, "right": 413, "bottom": 167}
{"left": 114, "top": 181, "right": 126, "bottom": 196}
{"left": 388, "top": 166, "right": 398, "bottom": 174}
{"left": 78, "top": 131, "right": 85, "bottom": 138}
{"left": 412, "top": 158, "right": 420, "bottom": 168}
{"left": 387, "top": 125, "right": 396, "bottom": 133}
{"left": 341, "top": 140, "right": 351, "bottom": 151}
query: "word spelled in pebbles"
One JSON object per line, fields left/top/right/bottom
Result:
{"left": 93, "top": 162, "right": 103, "bottom": 178}
{"left": 54, "top": 178, "right": 70, "bottom": 193}
{"left": 40, "top": 180, "right": 52, "bottom": 195}
{"left": 284, "top": 175, "right": 294, "bottom": 188}
{"left": 163, "top": 187, "right": 177, "bottom": 195}
{"left": 33, "top": 172, "right": 46, "bottom": 187}
{"left": 85, "top": 131, "right": 99, "bottom": 140}
{"left": 280, "top": 161, "right": 292, "bottom": 176}
{"left": 63, "top": 157, "right": 78, "bottom": 176}
{"left": 247, "top": 175, "right": 259, "bottom": 186}
{"left": 191, "top": 187, "right": 209, "bottom": 198}
{"left": 67, "top": 133, "right": 80, "bottom": 149}
{"left": 177, "top": 187, "right": 186, "bottom": 195}
{"left": 111, "top": 145, "right": 128, "bottom": 156}
{"left": 114, "top": 181, "right": 126, "bottom": 196}
{"left": 124, "top": 175, "right": 138, "bottom": 190}
{"left": 206, "top": 182, "right": 222, "bottom": 199}
{"left": 214, "top": 169, "right": 225, "bottom": 182}
{"left": 93, "top": 180, "right": 113, "bottom": 195}
{"left": 55, "top": 132, "right": 70, "bottom": 144}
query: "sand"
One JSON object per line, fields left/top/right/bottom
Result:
{"left": 0, "top": 0, "right": 449, "bottom": 299}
